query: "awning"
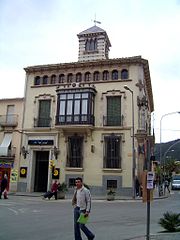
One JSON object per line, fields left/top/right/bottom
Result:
{"left": 0, "top": 133, "right": 12, "bottom": 156}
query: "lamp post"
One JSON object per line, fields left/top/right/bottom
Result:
{"left": 124, "top": 85, "right": 136, "bottom": 199}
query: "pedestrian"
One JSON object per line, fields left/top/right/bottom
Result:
{"left": 51, "top": 180, "right": 59, "bottom": 200}
{"left": 164, "top": 178, "right": 170, "bottom": 194}
{"left": 72, "top": 177, "right": 95, "bottom": 240}
{"left": 135, "top": 177, "right": 140, "bottom": 197}
{"left": 43, "top": 180, "right": 59, "bottom": 200}
{"left": 0, "top": 174, "right": 8, "bottom": 199}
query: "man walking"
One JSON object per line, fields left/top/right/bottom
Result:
{"left": 72, "top": 177, "right": 95, "bottom": 240}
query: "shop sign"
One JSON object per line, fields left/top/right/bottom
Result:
{"left": 28, "top": 140, "right": 54, "bottom": 145}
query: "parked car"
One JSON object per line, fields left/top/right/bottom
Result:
{"left": 171, "top": 179, "right": 180, "bottom": 190}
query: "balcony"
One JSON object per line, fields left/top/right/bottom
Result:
{"left": 0, "top": 115, "right": 18, "bottom": 127}
{"left": 34, "top": 117, "right": 52, "bottom": 128}
{"left": 103, "top": 115, "right": 124, "bottom": 126}
{"left": 56, "top": 114, "right": 95, "bottom": 126}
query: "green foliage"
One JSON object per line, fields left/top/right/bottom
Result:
{"left": 107, "top": 189, "right": 116, "bottom": 196}
{"left": 158, "top": 211, "right": 180, "bottom": 232}
{"left": 58, "top": 182, "right": 68, "bottom": 192}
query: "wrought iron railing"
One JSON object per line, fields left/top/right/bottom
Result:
{"left": 34, "top": 117, "right": 52, "bottom": 127}
{"left": 103, "top": 115, "right": 124, "bottom": 126}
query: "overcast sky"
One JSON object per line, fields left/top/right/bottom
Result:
{"left": 0, "top": 0, "right": 180, "bottom": 143}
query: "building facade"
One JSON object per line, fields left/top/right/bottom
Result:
{"left": 18, "top": 25, "right": 154, "bottom": 196}
{"left": 0, "top": 98, "right": 24, "bottom": 192}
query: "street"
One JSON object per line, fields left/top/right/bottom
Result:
{"left": 0, "top": 191, "right": 179, "bottom": 240}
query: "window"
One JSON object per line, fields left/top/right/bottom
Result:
{"left": 107, "top": 180, "right": 117, "bottom": 189}
{"left": 93, "top": 71, "right": 100, "bottom": 81}
{"left": 59, "top": 74, "right": 65, "bottom": 83}
{"left": 51, "top": 75, "right": 56, "bottom": 84}
{"left": 34, "top": 76, "right": 40, "bottom": 85}
{"left": 6, "top": 105, "right": 15, "bottom": 124}
{"left": 85, "top": 38, "right": 97, "bottom": 51}
{"left": 56, "top": 88, "right": 96, "bottom": 125}
{"left": 84, "top": 72, "right": 91, "bottom": 82}
{"left": 104, "top": 96, "right": 122, "bottom": 126}
{"left": 104, "top": 135, "right": 121, "bottom": 169}
{"left": 67, "top": 136, "right": 83, "bottom": 168}
{"left": 68, "top": 178, "right": 76, "bottom": 188}
{"left": 76, "top": 73, "right": 82, "bottom": 82}
{"left": 103, "top": 71, "right": 109, "bottom": 81}
{"left": 42, "top": 75, "right": 48, "bottom": 85}
{"left": 67, "top": 73, "right": 73, "bottom": 83}
{"left": 112, "top": 70, "right": 118, "bottom": 80}
{"left": 121, "top": 69, "right": 128, "bottom": 79}
{"left": 36, "top": 100, "right": 51, "bottom": 127}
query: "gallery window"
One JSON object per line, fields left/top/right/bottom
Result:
{"left": 34, "top": 76, "right": 41, "bottom": 85}
{"left": 42, "top": 75, "right": 48, "bottom": 85}
{"left": 56, "top": 88, "right": 96, "bottom": 125}
{"left": 121, "top": 69, "right": 128, "bottom": 79}
{"left": 112, "top": 70, "right": 118, "bottom": 80}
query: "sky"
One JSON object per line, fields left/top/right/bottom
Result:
{"left": 0, "top": 0, "right": 180, "bottom": 143}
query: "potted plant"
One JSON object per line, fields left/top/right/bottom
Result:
{"left": 57, "top": 182, "right": 68, "bottom": 199}
{"left": 158, "top": 211, "right": 180, "bottom": 232}
{"left": 106, "top": 189, "right": 116, "bottom": 201}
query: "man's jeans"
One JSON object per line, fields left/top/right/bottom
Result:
{"left": 74, "top": 207, "right": 94, "bottom": 240}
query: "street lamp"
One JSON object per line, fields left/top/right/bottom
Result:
{"left": 160, "top": 111, "right": 180, "bottom": 163}
{"left": 124, "top": 85, "right": 136, "bottom": 199}
{"left": 159, "top": 111, "right": 180, "bottom": 186}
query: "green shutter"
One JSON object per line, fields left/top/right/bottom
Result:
{"left": 107, "top": 97, "right": 121, "bottom": 125}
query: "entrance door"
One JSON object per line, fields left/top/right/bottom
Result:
{"left": 34, "top": 151, "right": 49, "bottom": 192}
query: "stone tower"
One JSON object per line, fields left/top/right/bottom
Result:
{"left": 77, "top": 25, "right": 111, "bottom": 62}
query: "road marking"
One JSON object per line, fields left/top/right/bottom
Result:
{"left": 8, "top": 208, "right": 19, "bottom": 215}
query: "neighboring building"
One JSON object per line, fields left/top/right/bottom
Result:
{"left": 0, "top": 98, "right": 24, "bottom": 192}
{"left": 18, "top": 25, "right": 154, "bottom": 196}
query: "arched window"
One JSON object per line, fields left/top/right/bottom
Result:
{"left": 59, "top": 74, "right": 65, "bottom": 83}
{"left": 103, "top": 70, "right": 109, "bottom": 81}
{"left": 67, "top": 73, "right": 73, "bottom": 83}
{"left": 93, "top": 71, "right": 100, "bottom": 81}
{"left": 51, "top": 74, "right": 56, "bottom": 84}
{"left": 112, "top": 70, "right": 118, "bottom": 80}
{"left": 121, "top": 69, "right": 128, "bottom": 79}
{"left": 84, "top": 72, "right": 91, "bottom": 82}
{"left": 34, "top": 76, "right": 41, "bottom": 85}
{"left": 94, "top": 38, "right": 97, "bottom": 50}
{"left": 85, "top": 38, "right": 97, "bottom": 51}
{"left": 42, "top": 75, "right": 48, "bottom": 85}
{"left": 76, "top": 73, "right": 82, "bottom": 82}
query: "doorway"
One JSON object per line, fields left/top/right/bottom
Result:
{"left": 34, "top": 151, "right": 49, "bottom": 192}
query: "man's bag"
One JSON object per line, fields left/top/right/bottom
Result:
{"left": 44, "top": 191, "right": 53, "bottom": 199}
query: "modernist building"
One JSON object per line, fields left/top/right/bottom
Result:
{"left": 0, "top": 98, "right": 24, "bottom": 192}
{"left": 18, "top": 25, "right": 154, "bottom": 196}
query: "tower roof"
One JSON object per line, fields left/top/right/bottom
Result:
{"left": 77, "top": 25, "right": 111, "bottom": 47}
{"left": 78, "top": 25, "right": 106, "bottom": 36}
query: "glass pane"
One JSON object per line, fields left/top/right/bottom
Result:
{"left": 67, "top": 100, "right": 73, "bottom": 114}
{"left": 67, "top": 94, "right": 73, "bottom": 99}
{"left": 82, "top": 93, "right": 88, "bottom": 98}
{"left": 74, "top": 100, "right": 80, "bottom": 114}
{"left": 60, "top": 94, "right": 66, "bottom": 99}
{"left": 82, "top": 100, "right": 88, "bottom": 114}
{"left": 74, "top": 93, "right": 81, "bottom": 99}
{"left": 60, "top": 101, "right": 65, "bottom": 115}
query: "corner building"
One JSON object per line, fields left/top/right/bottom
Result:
{"left": 19, "top": 25, "right": 154, "bottom": 196}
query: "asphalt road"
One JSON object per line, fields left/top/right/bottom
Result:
{"left": 0, "top": 191, "right": 179, "bottom": 240}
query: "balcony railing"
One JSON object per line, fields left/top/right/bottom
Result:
{"left": 0, "top": 115, "right": 18, "bottom": 127}
{"left": 56, "top": 114, "right": 94, "bottom": 125}
{"left": 34, "top": 117, "right": 52, "bottom": 127}
{"left": 103, "top": 115, "right": 124, "bottom": 126}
